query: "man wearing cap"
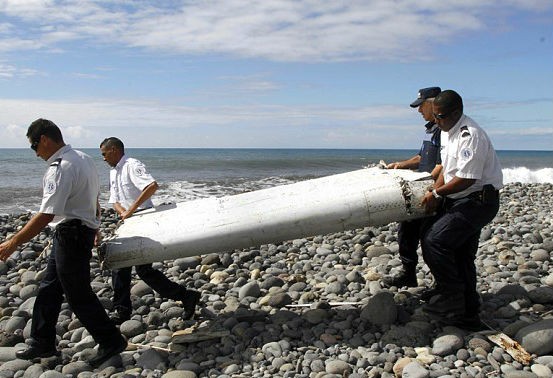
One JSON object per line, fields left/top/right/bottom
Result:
{"left": 421, "top": 90, "right": 502, "bottom": 329}
{"left": 383, "top": 87, "right": 442, "bottom": 289}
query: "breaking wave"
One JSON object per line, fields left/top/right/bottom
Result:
{"left": 502, "top": 167, "right": 553, "bottom": 184}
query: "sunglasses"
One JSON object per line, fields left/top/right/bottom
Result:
{"left": 30, "top": 137, "right": 41, "bottom": 151}
{"left": 433, "top": 112, "right": 449, "bottom": 120}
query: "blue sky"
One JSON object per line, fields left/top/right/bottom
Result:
{"left": 0, "top": 0, "right": 551, "bottom": 150}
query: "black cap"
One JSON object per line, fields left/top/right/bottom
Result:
{"left": 410, "top": 87, "right": 441, "bottom": 108}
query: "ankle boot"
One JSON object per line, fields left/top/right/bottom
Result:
{"left": 383, "top": 266, "right": 417, "bottom": 288}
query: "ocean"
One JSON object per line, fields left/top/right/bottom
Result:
{"left": 1, "top": 148, "right": 552, "bottom": 215}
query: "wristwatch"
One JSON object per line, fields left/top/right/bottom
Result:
{"left": 431, "top": 188, "right": 442, "bottom": 199}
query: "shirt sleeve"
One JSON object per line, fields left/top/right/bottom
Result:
{"left": 39, "top": 162, "right": 74, "bottom": 214}
{"left": 128, "top": 160, "right": 155, "bottom": 191}
{"left": 454, "top": 128, "right": 488, "bottom": 180}
{"left": 108, "top": 169, "right": 118, "bottom": 204}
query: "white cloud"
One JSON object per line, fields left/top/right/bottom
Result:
{"left": 489, "top": 127, "right": 553, "bottom": 137}
{"left": 0, "top": 123, "right": 26, "bottom": 146}
{"left": 0, "top": 62, "right": 38, "bottom": 78}
{"left": 0, "top": 97, "right": 415, "bottom": 147}
{"left": 2, "top": 96, "right": 549, "bottom": 149}
{"left": 0, "top": 0, "right": 549, "bottom": 62}
{"left": 5, "top": 122, "right": 23, "bottom": 136}
{"left": 65, "top": 125, "right": 92, "bottom": 140}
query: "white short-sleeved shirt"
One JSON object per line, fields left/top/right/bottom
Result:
{"left": 40, "top": 145, "right": 101, "bottom": 229}
{"left": 108, "top": 155, "right": 155, "bottom": 210}
{"left": 441, "top": 114, "right": 503, "bottom": 199}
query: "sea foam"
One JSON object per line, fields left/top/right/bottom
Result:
{"left": 502, "top": 167, "right": 553, "bottom": 184}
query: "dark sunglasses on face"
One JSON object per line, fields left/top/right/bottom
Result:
{"left": 433, "top": 112, "right": 449, "bottom": 120}
{"left": 30, "top": 138, "right": 40, "bottom": 151}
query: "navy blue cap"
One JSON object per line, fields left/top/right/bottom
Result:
{"left": 410, "top": 87, "right": 441, "bottom": 108}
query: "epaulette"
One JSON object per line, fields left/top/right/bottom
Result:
{"left": 49, "top": 158, "right": 62, "bottom": 167}
{"left": 460, "top": 125, "right": 471, "bottom": 138}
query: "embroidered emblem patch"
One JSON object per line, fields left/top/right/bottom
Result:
{"left": 44, "top": 166, "right": 57, "bottom": 194}
{"left": 460, "top": 147, "right": 473, "bottom": 160}
{"left": 45, "top": 180, "right": 56, "bottom": 194}
{"left": 134, "top": 166, "right": 145, "bottom": 176}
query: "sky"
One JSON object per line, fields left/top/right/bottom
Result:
{"left": 0, "top": 0, "right": 551, "bottom": 150}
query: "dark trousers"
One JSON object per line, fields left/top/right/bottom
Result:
{"left": 421, "top": 195, "right": 499, "bottom": 314}
{"left": 397, "top": 218, "right": 425, "bottom": 268}
{"left": 31, "top": 221, "right": 120, "bottom": 348}
{"left": 112, "top": 264, "right": 186, "bottom": 315}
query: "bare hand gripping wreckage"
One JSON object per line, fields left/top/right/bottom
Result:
{"left": 98, "top": 167, "right": 433, "bottom": 270}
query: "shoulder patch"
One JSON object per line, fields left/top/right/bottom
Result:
{"left": 133, "top": 164, "right": 146, "bottom": 177}
{"left": 49, "top": 157, "right": 62, "bottom": 167}
{"left": 45, "top": 179, "right": 56, "bottom": 194}
{"left": 44, "top": 165, "right": 58, "bottom": 195}
{"left": 460, "top": 147, "right": 473, "bottom": 160}
{"left": 460, "top": 125, "right": 471, "bottom": 138}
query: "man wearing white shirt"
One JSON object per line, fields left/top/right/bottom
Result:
{"left": 100, "top": 137, "right": 200, "bottom": 324}
{"left": 421, "top": 90, "right": 502, "bottom": 329}
{"left": 0, "top": 119, "right": 126, "bottom": 367}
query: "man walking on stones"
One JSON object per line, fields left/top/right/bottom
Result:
{"left": 100, "top": 137, "right": 200, "bottom": 324}
{"left": 0, "top": 119, "right": 127, "bottom": 366}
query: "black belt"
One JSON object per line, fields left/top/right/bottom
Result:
{"left": 447, "top": 184, "right": 499, "bottom": 204}
{"left": 467, "top": 184, "right": 499, "bottom": 202}
{"left": 57, "top": 219, "right": 95, "bottom": 232}
{"left": 61, "top": 219, "right": 82, "bottom": 227}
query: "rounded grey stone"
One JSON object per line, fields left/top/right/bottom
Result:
{"left": 119, "top": 319, "right": 145, "bottom": 338}
{"left": 360, "top": 291, "right": 397, "bottom": 325}
{"left": 38, "top": 371, "right": 65, "bottom": 378}
{"left": 515, "top": 319, "right": 553, "bottom": 355}
{"left": 238, "top": 281, "right": 261, "bottom": 300}
{"left": 432, "top": 334, "right": 464, "bottom": 356}
{"left": 162, "top": 371, "right": 198, "bottom": 378}
{"left": 0, "top": 359, "right": 33, "bottom": 372}
{"left": 325, "top": 360, "right": 351, "bottom": 374}
{"left": 4, "top": 317, "right": 27, "bottom": 334}
{"left": 61, "top": 361, "right": 90, "bottom": 376}
{"left": 402, "top": 361, "right": 429, "bottom": 378}
{"left": 130, "top": 281, "right": 154, "bottom": 297}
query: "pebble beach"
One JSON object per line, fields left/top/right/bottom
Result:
{"left": 0, "top": 182, "right": 552, "bottom": 378}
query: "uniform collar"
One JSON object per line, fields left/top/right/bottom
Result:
{"left": 47, "top": 144, "right": 72, "bottom": 164}
{"left": 447, "top": 114, "right": 466, "bottom": 136}
{"left": 114, "top": 154, "right": 128, "bottom": 170}
{"left": 425, "top": 121, "right": 438, "bottom": 133}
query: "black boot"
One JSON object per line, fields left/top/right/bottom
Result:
{"left": 180, "top": 289, "right": 201, "bottom": 320}
{"left": 16, "top": 344, "right": 59, "bottom": 361}
{"left": 88, "top": 335, "right": 127, "bottom": 367}
{"left": 423, "top": 292, "right": 465, "bottom": 316}
{"left": 465, "top": 292, "right": 481, "bottom": 317}
{"left": 419, "top": 286, "right": 441, "bottom": 302}
{"left": 445, "top": 314, "right": 486, "bottom": 331}
{"left": 110, "top": 309, "right": 131, "bottom": 325}
{"left": 383, "top": 266, "right": 417, "bottom": 288}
